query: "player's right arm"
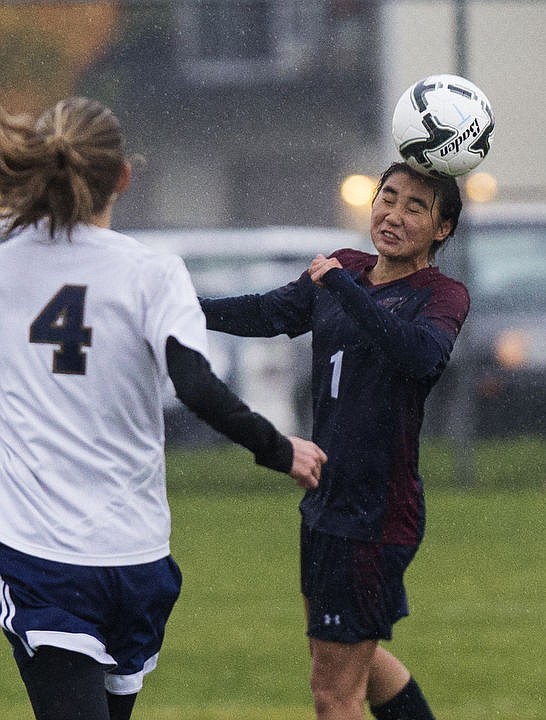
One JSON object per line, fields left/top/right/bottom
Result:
{"left": 165, "top": 337, "right": 325, "bottom": 488}
{"left": 199, "top": 274, "right": 315, "bottom": 339}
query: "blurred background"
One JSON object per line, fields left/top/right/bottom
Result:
{"left": 2, "top": 0, "right": 545, "bottom": 226}
{"left": 1, "top": 0, "right": 544, "bottom": 479}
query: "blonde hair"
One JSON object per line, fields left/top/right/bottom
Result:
{"left": 0, "top": 97, "right": 126, "bottom": 239}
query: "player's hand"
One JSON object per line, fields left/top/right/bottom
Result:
{"left": 308, "top": 254, "right": 342, "bottom": 286}
{"left": 288, "top": 436, "right": 327, "bottom": 490}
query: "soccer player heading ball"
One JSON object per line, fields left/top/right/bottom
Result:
{"left": 201, "top": 162, "right": 469, "bottom": 720}
{"left": 0, "top": 97, "right": 326, "bottom": 720}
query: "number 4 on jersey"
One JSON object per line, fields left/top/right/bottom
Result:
{"left": 29, "top": 285, "right": 92, "bottom": 374}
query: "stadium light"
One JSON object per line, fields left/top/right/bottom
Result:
{"left": 495, "top": 329, "right": 530, "bottom": 369}
{"left": 464, "top": 172, "right": 498, "bottom": 203}
{"left": 340, "top": 174, "right": 377, "bottom": 209}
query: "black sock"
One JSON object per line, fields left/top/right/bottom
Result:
{"left": 18, "top": 646, "right": 111, "bottom": 720}
{"left": 370, "top": 677, "right": 435, "bottom": 720}
{"left": 107, "top": 691, "right": 138, "bottom": 720}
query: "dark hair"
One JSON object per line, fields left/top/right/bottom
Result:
{"left": 373, "top": 161, "right": 463, "bottom": 260}
{"left": 0, "top": 97, "right": 127, "bottom": 239}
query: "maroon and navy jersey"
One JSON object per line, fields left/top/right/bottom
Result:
{"left": 201, "top": 249, "right": 469, "bottom": 545}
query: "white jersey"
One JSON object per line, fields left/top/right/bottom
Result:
{"left": 0, "top": 222, "right": 208, "bottom": 566}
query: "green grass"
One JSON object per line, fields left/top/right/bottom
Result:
{"left": 419, "top": 436, "right": 545, "bottom": 492}
{"left": 1, "top": 439, "right": 544, "bottom": 719}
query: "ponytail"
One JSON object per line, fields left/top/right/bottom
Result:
{"left": 0, "top": 97, "right": 126, "bottom": 239}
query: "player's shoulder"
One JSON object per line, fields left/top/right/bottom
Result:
{"left": 427, "top": 265, "right": 469, "bottom": 295}
{"left": 1, "top": 223, "right": 165, "bottom": 260}
{"left": 417, "top": 266, "right": 470, "bottom": 312}
{"left": 96, "top": 227, "right": 186, "bottom": 270}
{"left": 93, "top": 227, "right": 159, "bottom": 257}
{"left": 329, "top": 248, "right": 377, "bottom": 273}
{"left": 0, "top": 223, "right": 35, "bottom": 251}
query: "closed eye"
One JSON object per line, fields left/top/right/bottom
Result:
{"left": 406, "top": 196, "right": 429, "bottom": 212}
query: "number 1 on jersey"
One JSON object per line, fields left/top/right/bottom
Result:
{"left": 29, "top": 285, "right": 92, "bottom": 375}
{"left": 330, "top": 349, "right": 343, "bottom": 399}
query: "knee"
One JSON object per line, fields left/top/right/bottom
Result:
{"left": 311, "top": 675, "right": 365, "bottom": 716}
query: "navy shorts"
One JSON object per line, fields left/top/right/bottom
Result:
{"left": 0, "top": 542, "right": 182, "bottom": 695}
{"left": 300, "top": 523, "right": 418, "bottom": 643}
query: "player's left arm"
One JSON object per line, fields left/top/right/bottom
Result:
{"left": 165, "top": 336, "right": 326, "bottom": 487}
{"left": 318, "top": 267, "right": 469, "bottom": 378}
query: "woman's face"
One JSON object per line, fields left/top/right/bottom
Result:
{"left": 370, "top": 170, "right": 451, "bottom": 266}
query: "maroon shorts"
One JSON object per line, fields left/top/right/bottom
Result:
{"left": 301, "top": 522, "right": 418, "bottom": 643}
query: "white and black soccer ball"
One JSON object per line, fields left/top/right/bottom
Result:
{"left": 392, "top": 74, "right": 495, "bottom": 177}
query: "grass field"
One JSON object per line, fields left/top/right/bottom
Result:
{"left": 1, "top": 438, "right": 544, "bottom": 719}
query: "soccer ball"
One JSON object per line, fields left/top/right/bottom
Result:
{"left": 392, "top": 74, "right": 495, "bottom": 177}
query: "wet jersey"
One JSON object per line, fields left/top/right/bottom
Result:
{"left": 201, "top": 249, "right": 469, "bottom": 544}
{"left": 0, "top": 223, "right": 208, "bottom": 565}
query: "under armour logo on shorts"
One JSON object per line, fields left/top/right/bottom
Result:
{"left": 323, "top": 613, "right": 341, "bottom": 626}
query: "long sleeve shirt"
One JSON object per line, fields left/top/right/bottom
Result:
{"left": 201, "top": 249, "right": 469, "bottom": 545}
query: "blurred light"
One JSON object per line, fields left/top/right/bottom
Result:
{"left": 340, "top": 174, "right": 376, "bottom": 208}
{"left": 495, "top": 329, "right": 529, "bottom": 368}
{"left": 465, "top": 172, "right": 498, "bottom": 203}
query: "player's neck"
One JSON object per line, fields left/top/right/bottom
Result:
{"left": 368, "top": 256, "right": 430, "bottom": 285}
{"left": 91, "top": 198, "right": 115, "bottom": 229}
